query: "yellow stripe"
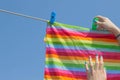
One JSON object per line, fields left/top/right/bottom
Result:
{"left": 46, "top": 34, "right": 119, "bottom": 46}
{"left": 46, "top": 54, "right": 120, "bottom": 63}
{"left": 46, "top": 58, "right": 120, "bottom": 67}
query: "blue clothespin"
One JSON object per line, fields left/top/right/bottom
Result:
{"left": 49, "top": 12, "right": 56, "bottom": 24}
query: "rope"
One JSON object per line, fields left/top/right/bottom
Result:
{"left": 0, "top": 9, "right": 49, "bottom": 22}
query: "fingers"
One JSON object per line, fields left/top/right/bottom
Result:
{"left": 85, "top": 55, "right": 106, "bottom": 80}
{"left": 94, "top": 17, "right": 104, "bottom": 31}
{"left": 85, "top": 55, "right": 104, "bottom": 70}
{"left": 103, "top": 68, "right": 107, "bottom": 79}
{"left": 85, "top": 56, "right": 94, "bottom": 75}
{"left": 85, "top": 55, "right": 105, "bottom": 73}
{"left": 97, "top": 25, "right": 104, "bottom": 30}
{"left": 95, "top": 15, "right": 107, "bottom": 22}
{"left": 95, "top": 55, "right": 105, "bottom": 70}
{"left": 95, "top": 54, "right": 99, "bottom": 70}
{"left": 96, "top": 20, "right": 103, "bottom": 25}
{"left": 85, "top": 61, "right": 89, "bottom": 73}
{"left": 89, "top": 56, "right": 94, "bottom": 75}
{"left": 99, "top": 56, "right": 104, "bottom": 70}
{"left": 96, "top": 20, "right": 106, "bottom": 31}
{"left": 89, "top": 56, "right": 93, "bottom": 69}
{"left": 95, "top": 15, "right": 108, "bottom": 31}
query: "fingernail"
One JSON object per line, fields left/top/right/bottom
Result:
{"left": 104, "top": 67, "right": 106, "bottom": 70}
{"left": 94, "top": 20, "right": 98, "bottom": 23}
{"left": 100, "top": 55, "right": 103, "bottom": 59}
{"left": 100, "top": 55, "right": 103, "bottom": 61}
{"left": 89, "top": 56, "right": 92, "bottom": 60}
{"left": 93, "top": 17, "right": 99, "bottom": 23}
{"left": 96, "top": 53, "right": 98, "bottom": 62}
{"left": 89, "top": 56, "right": 92, "bottom": 63}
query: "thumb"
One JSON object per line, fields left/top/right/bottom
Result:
{"left": 96, "top": 20, "right": 103, "bottom": 26}
{"left": 96, "top": 21, "right": 104, "bottom": 30}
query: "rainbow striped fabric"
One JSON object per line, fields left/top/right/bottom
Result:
{"left": 44, "top": 22, "right": 120, "bottom": 80}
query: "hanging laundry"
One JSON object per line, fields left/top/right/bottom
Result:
{"left": 44, "top": 22, "right": 120, "bottom": 80}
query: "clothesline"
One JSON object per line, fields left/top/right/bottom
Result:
{"left": 0, "top": 9, "right": 48, "bottom": 22}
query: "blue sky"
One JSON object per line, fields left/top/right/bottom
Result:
{"left": 0, "top": 0, "right": 120, "bottom": 80}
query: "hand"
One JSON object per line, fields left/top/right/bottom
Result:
{"left": 96, "top": 15, "right": 120, "bottom": 36}
{"left": 85, "top": 55, "right": 107, "bottom": 80}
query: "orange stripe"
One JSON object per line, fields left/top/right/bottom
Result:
{"left": 44, "top": 75, "right": 85, "bottom": 80}
{"left": 46, "top": 53, "right": 120, "bottom": 63}
{"left": 46, "top": 53, "right": 87, "bottom": 60}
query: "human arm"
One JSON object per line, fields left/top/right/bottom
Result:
{"left": 95, "top": 15, "right": 120, "bottom": 44}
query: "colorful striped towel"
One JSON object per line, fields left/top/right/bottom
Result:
{"left": 44, "top": 22, "right": 120, "bottom": 80}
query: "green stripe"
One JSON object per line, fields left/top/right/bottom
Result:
{"left": 47, "top": 38, "right": 118, "bottom": 47}
{"left": 46, "top": 60, "right": 120, "bottom": 70}
{"left": 46, "top": 58, "right": 120, "bottom": 66}
{"left": 46, "top": 39, "right": 120, "bottom": 51}
{"left": 52, "top": 22, "right": 110, "bottom": 34}
{"left": 53, "top": 22, "right": 90, "bottom": 31}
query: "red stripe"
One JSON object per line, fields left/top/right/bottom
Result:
{"left": 46, "top": 28, "right": 115, "bottom": 39}
{"left": 46, "top": 48, "right": 120, "bottom": 60}
{"left": 45, "top": 68, "right": 86, "bottom": 79}
{"left": 45, "top": 68, "right": 120, "bottom": 80}
{"left": 107, "top": 74, "right": 120, "bottom": 80}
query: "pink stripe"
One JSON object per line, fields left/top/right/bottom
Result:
{"left": 107, "top": 74, "right": 120, "bottom": 80}
{"left": 46, "top": 48, "right": 120, "bottom": 60}
{"left": 45, "top": 68, "right": 86, "bottom": 78}
{"left": 46, "top": 28, "right": 115, "bottom": 39}
{"left": 108, "top": 74, "right": 120, "bottom": 77}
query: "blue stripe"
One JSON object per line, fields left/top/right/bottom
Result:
{"left": 45, "top": 65, "right": 120, "bottom": 74}
{"left": 46, "top": 44, "right": 120, "bottom": 52}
